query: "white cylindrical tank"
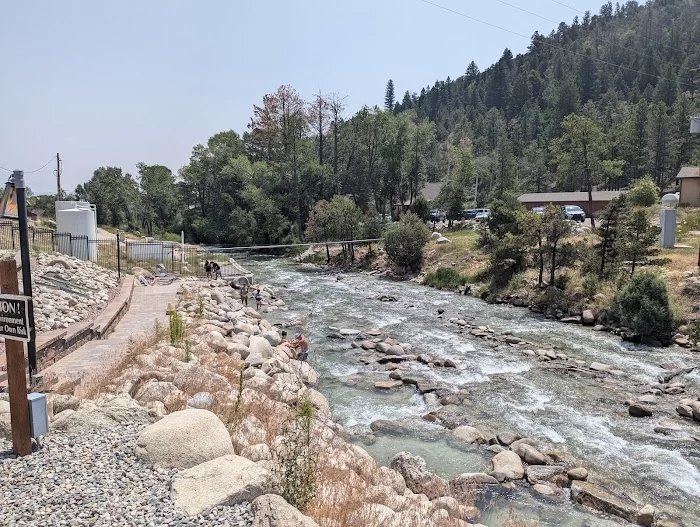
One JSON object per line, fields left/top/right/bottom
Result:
{"left": 55, "top": 201, "right": 98, "bottom": 261}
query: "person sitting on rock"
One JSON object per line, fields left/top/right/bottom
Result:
{"left": 280, "top": 330, "right": 288, "bottom": 343}
{"left": 290, "top": 333, "right": 309, "bottom": 361}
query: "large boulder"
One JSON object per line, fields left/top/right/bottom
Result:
{"left": 249, "top": 336, "right": 275, "bottom": 359}
{"left": 496, "top": 431, "right": 521, "bottom": 446}
{"left": 171, "top": 454, "right": 274, "bottom": 516}
{"left": 52, "top": 394, "right": 156, "bottom": 432}
{"left": 526, "top": 465, "right": 568, "bottom": 486}
{"left": 135, "top": 409, "right": 234, "bottom": 469}
{"left": 450, "top": 473, "right": 499, "bottom": 487}
{"left": 208, "top": 331, "right": 229, "bottom": 353}
{"left": 389, "top": 451, "right": 447, "bottom": 499}
{"left": 134, "top": 380, "right": 185, "bottom": 408}
{"left": 512, "top": 443, "right": 548, "bottom": 465}
{"left": 251, "top": 494, "right": 320, "bottom": 527}
{"left": 373, "top": 466, "right": 406, "bottom": 495}
{"left": 570, "top": 481, "right": 638, "bottom": 523}
{"left": 582, "top": 310, "right": 595, "bottom": 325}
{"left": 452, "top": 425, "right": 487, "bottom": 445}
{"left": 491, "top": 451, "right": 525, "bottom": 480}
{"left": 262, "top": 331, "right": 282, "bottom": 347}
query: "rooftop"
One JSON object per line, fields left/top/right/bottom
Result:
{"left": 677, "top": 167, "right": 700, "bottom": 179}
{"left": 518, "top": 191, "right": 624, "bottom": 203}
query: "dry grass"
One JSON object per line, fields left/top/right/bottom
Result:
{"left": 499, "top": 507, "right": 539, "bottom": 527}
{"left": 423, "top": 229, "right": 487, "bottom": 279}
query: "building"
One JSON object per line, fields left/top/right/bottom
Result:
{"left": 677, "top": 167, "right": 700, "bottom": 207}
{"left": 518, "top": 191, "right": 624, "bottom": 215}
{"left": 393, "top": 181, "right": 445, "bottom": 215}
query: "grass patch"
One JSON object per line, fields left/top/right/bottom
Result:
{"left": 424, "top": 267, "right": 477, "bottom": 289}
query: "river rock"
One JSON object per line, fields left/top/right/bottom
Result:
{"left": 386, "top": 345, "right": 405, "bottom": 356}
{"left": 376, "top": 342, "right": 390, "bottom": 353}
{"left": 637, "top": 504, "right": 656, "bottom": 527}
{"left": 533, "top": 483, "right": 557, "bottom": 496}
{"left": 389, "top": 451, "right": 447, "bottom": 499}
{"left": 171, "top": 454, "right": 274, "bottom": 516}
{"left": 567, "top": 467, "right": 589, "bottom": 481}
{"left": 491, "top": 451, "right": 525, "bottom": 480}
{"left": 187, "top": 392, "right": 215, "bottom": 410}
{"left": 261, "top": 331, "right": 282, "bottom": 347}
{"left": 512, "top": 443, "right": 548, "bottom": 465}
{"left": 582, "top": 310, "right": 595, "bottom": 325}
{"left": 249, "top": 336, "right": 275, "bottom": 359}
{"left": 629, "top": 404, "right": 653, "bottom": 418}
{"left": 251, "top": 494, "right": 320, "bottom": 527}
{"left": 570, "top": 481, "right": 638, "bottom": 523}
{"left": 135, "top": 409, "right": 234, "bottom": 469}
{"left": 486, "top": 444, "right": 506, "bottom": 454}
{"left": 375, "top": 380, "right": 403, "bottom": 390}
{"left": 452, "top": 425, "right": 487, "bottom": 445}
{"left": 692, "top": 401, "right": 700, "bottom": 421}
{"left": 560, "top": 316, "right": 582, "bottom": 324}
{"left": 497, "top": 431, "right": 521, "bottom": 446}
{"left": 450, "top": 473, "right": 499, "bottom": 486}
{"left": 676, "top": 405, "right": 693, "bottom": 418}
{"left": 590, "top": 362, "right": 611, "bottom": 372}
{"left": 526, "top": 465, "right": 568, "bottom": 485}
{"left": 360, "top": 340, "right": 376, "bottom": 350}
{"left": 415, "top": 381, "right": 438, "bottom": 394}
{"left": 504, "top": 336, "right": 522, "bottom": 345}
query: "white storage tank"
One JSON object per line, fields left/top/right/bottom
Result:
{"left": 55, "top": 201, "right": 98, "bottom": 261}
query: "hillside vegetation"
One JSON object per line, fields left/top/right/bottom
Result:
{"left": 37, "top": 0, "right": 700, "bottom": 249}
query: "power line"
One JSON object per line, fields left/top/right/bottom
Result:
{"left": 419, "top": 0, "right": 693, "bottom": 91}
{"left": 492, "top": 0, "right": 679, "bottom": 67}
{"left": 547, "top": 0, "right": 688, "bottom": 56}
{"left": 0, "top": 155, "right": 57, "bottom": 175}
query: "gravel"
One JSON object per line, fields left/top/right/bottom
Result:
{"left": 0, "top": 424, "right": 253, "bottom": 527}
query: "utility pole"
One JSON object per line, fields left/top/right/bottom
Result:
{"left": 55, "top": 153, "right": 62, "bottom": 200}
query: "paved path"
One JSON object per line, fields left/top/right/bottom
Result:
{"left": 43, "top": 283, "right": 180, "bottom": 390}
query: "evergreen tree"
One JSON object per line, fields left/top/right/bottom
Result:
{"left": 385, "top": 80, "right": 395, "bottom": 112}
{"left": 595, "top": 194, "right": 629, "bottom": 278}
{"left": 619, "top": 209, "right": 660, "bottom": 276}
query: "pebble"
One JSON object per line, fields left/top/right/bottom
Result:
{"left": 0, "top": 424, "right": 252, "bottom": 527}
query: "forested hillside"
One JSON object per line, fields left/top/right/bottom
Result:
{"left": 69, "top": 0, "right": 700, "bottom": 245}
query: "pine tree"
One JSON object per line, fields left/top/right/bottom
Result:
{"left": 619, "top": 209, "right": 660, "bottom": 277}
{"left": 384, "top": 80, "right": 395, "bottom": 112}
{"left": 595, "top": 195, "right": 629, "bottom": 278}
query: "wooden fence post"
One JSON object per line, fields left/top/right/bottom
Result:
{"left": 0, "top": 258, "right": 32, "bottom": 456}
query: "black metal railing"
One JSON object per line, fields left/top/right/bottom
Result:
{"left": 0, "top": 221, "right": 252, "bottom": 279}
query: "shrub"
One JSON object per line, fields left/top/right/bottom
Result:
{"left": 383, "top": 213, "right": 430, "bottom": 271}
{"left": 411, "top": 196, "right": 430, "bottom": 221}
{"left": 424, "top": 267, "right": 473, "bottom": 289}
{"left": 274, "top": 393, "right": 318, "bottom": 512}
{"left": 617, "top": 271, "right": 673, "bottom": 340}
{"left": 167, "top": 304, "right": 185, "bottom": 345}
{"left": 627, "top": 176, "right": 660, "bottom": 207}
{"left": 581, "top": 274, "right": 600, "bottom": 298}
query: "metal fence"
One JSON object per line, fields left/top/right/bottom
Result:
{"left": 0, "top": 222, "right": 252, "bottom": 279}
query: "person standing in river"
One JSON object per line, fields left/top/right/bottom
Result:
{"left": 212, "top": 261, "right": 222, "bottom": 280}
{"left": 240, "top": 284, "right": 249, "bottom": 306}
{"left": 204, "top": 260, "right": 212, "bottom": 279}
{"left": 255, "top": 288, "right": 263, "bottom": 310}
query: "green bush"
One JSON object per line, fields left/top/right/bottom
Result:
{"left": 617, "top": 271, "right": 673, "bottom": 340}
{"left": 411, "top": 196, "right": 430, "bottom": 221}
{"left": 384, "top": 213, "right": 430, "bottom": 271}
{"left": 627, "top": 176, "right": 660, "bottom": 207}
{"left": 424, "top": 267, "right": 474, "bottom": 289}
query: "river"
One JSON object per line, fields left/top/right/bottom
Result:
{"left": 249, "top": 257, "right": 700, "bottom": 526}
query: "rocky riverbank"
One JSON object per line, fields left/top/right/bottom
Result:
{"left": 315, "top": 312, "right": 697, "bottom": 527}
{"left": 2, "top": 280, "right": 494, "bottom": 527}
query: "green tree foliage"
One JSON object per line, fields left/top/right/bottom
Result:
{"left": 385, "top": 79, "right": 395, "bottom": 112}
{"left": 305, "top": 196, "right": 363, "bottom": 261}
{"left": 618, "top": 271, "right": 673, "bottom": 340}
{"left": 137, "top": 163, "right": 179, "bottom": 236}
{"left": 595, "top": 195, "right": 629, "bottom": 278}
{"left": 541, "top": 204, "right": 576, "bottom": 286}
{"left": 411, "top": 195, "right": 430, "bottom": 221}
{"left": 487, "top": 194, "right": 524, "bottom": 240}
{"left": 383, "top": 212, "right": 430, "bottom": 271}
{"left": 75, "top": 167, "right": 141, "bottom": 228}
{"left": 627, "top": 176, "right": 660, "bottom": 207}
{"left": 619, "top": 209, "right": 661, "bottom": 276}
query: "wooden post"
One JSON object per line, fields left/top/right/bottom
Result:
{"left": 0, "top": 258, "right": 32, "bottom": 456}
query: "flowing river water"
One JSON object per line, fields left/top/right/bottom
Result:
{"left": 249, "top": 258, "right": 700, "bottom": 526}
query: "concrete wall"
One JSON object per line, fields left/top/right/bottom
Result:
{"left": 679, "top": 178, "right": 700, "bottom": 207}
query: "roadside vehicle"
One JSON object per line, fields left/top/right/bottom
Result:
{"left": 475, "top": 209, "right": 490, "bottom": 221}
{"left": 561, "top": 205, "right": 586, "bottom": 222}
{"left": 430, "top": 209, "right": 447, "bottom": 222}
{"left": 532, "top": 207, "right": 544, "bottom": 215}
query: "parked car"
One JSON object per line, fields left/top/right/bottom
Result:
{"left": 532, "top": 207, "right": 544, "bottom": 215}
{"left": 430, "top": 209, "right": 446, "bottom": 222}
{"left": 475, "top": 210, "right": 490, "bottom": 221}
{"left": 464, "top": 208, "right": 489, "bottom": 220}
{"left": 561, "top": 205, "right": 586, "bottom": 222}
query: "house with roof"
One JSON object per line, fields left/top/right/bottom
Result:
{"left": 677, "top": 167, "right": 700, "bottom": 207}
{"left": 518, "top": 191, "right": 624, "bottom": 216}
{"left": 393, "top": 181, "right": 445, "bottom": 215}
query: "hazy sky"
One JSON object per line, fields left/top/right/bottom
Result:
{"left": 0, "top": 0, "right": 605, "bottom": 194}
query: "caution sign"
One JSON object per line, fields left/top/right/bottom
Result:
{"left": 0, "top": 181, "right": 18, "bottom": 219}
{"left": 0, "top": 294, "right": 31, "bottom": 342}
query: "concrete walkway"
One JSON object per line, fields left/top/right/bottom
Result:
{"left": 42, "top": 282, "right": 180, "bottom": 389}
